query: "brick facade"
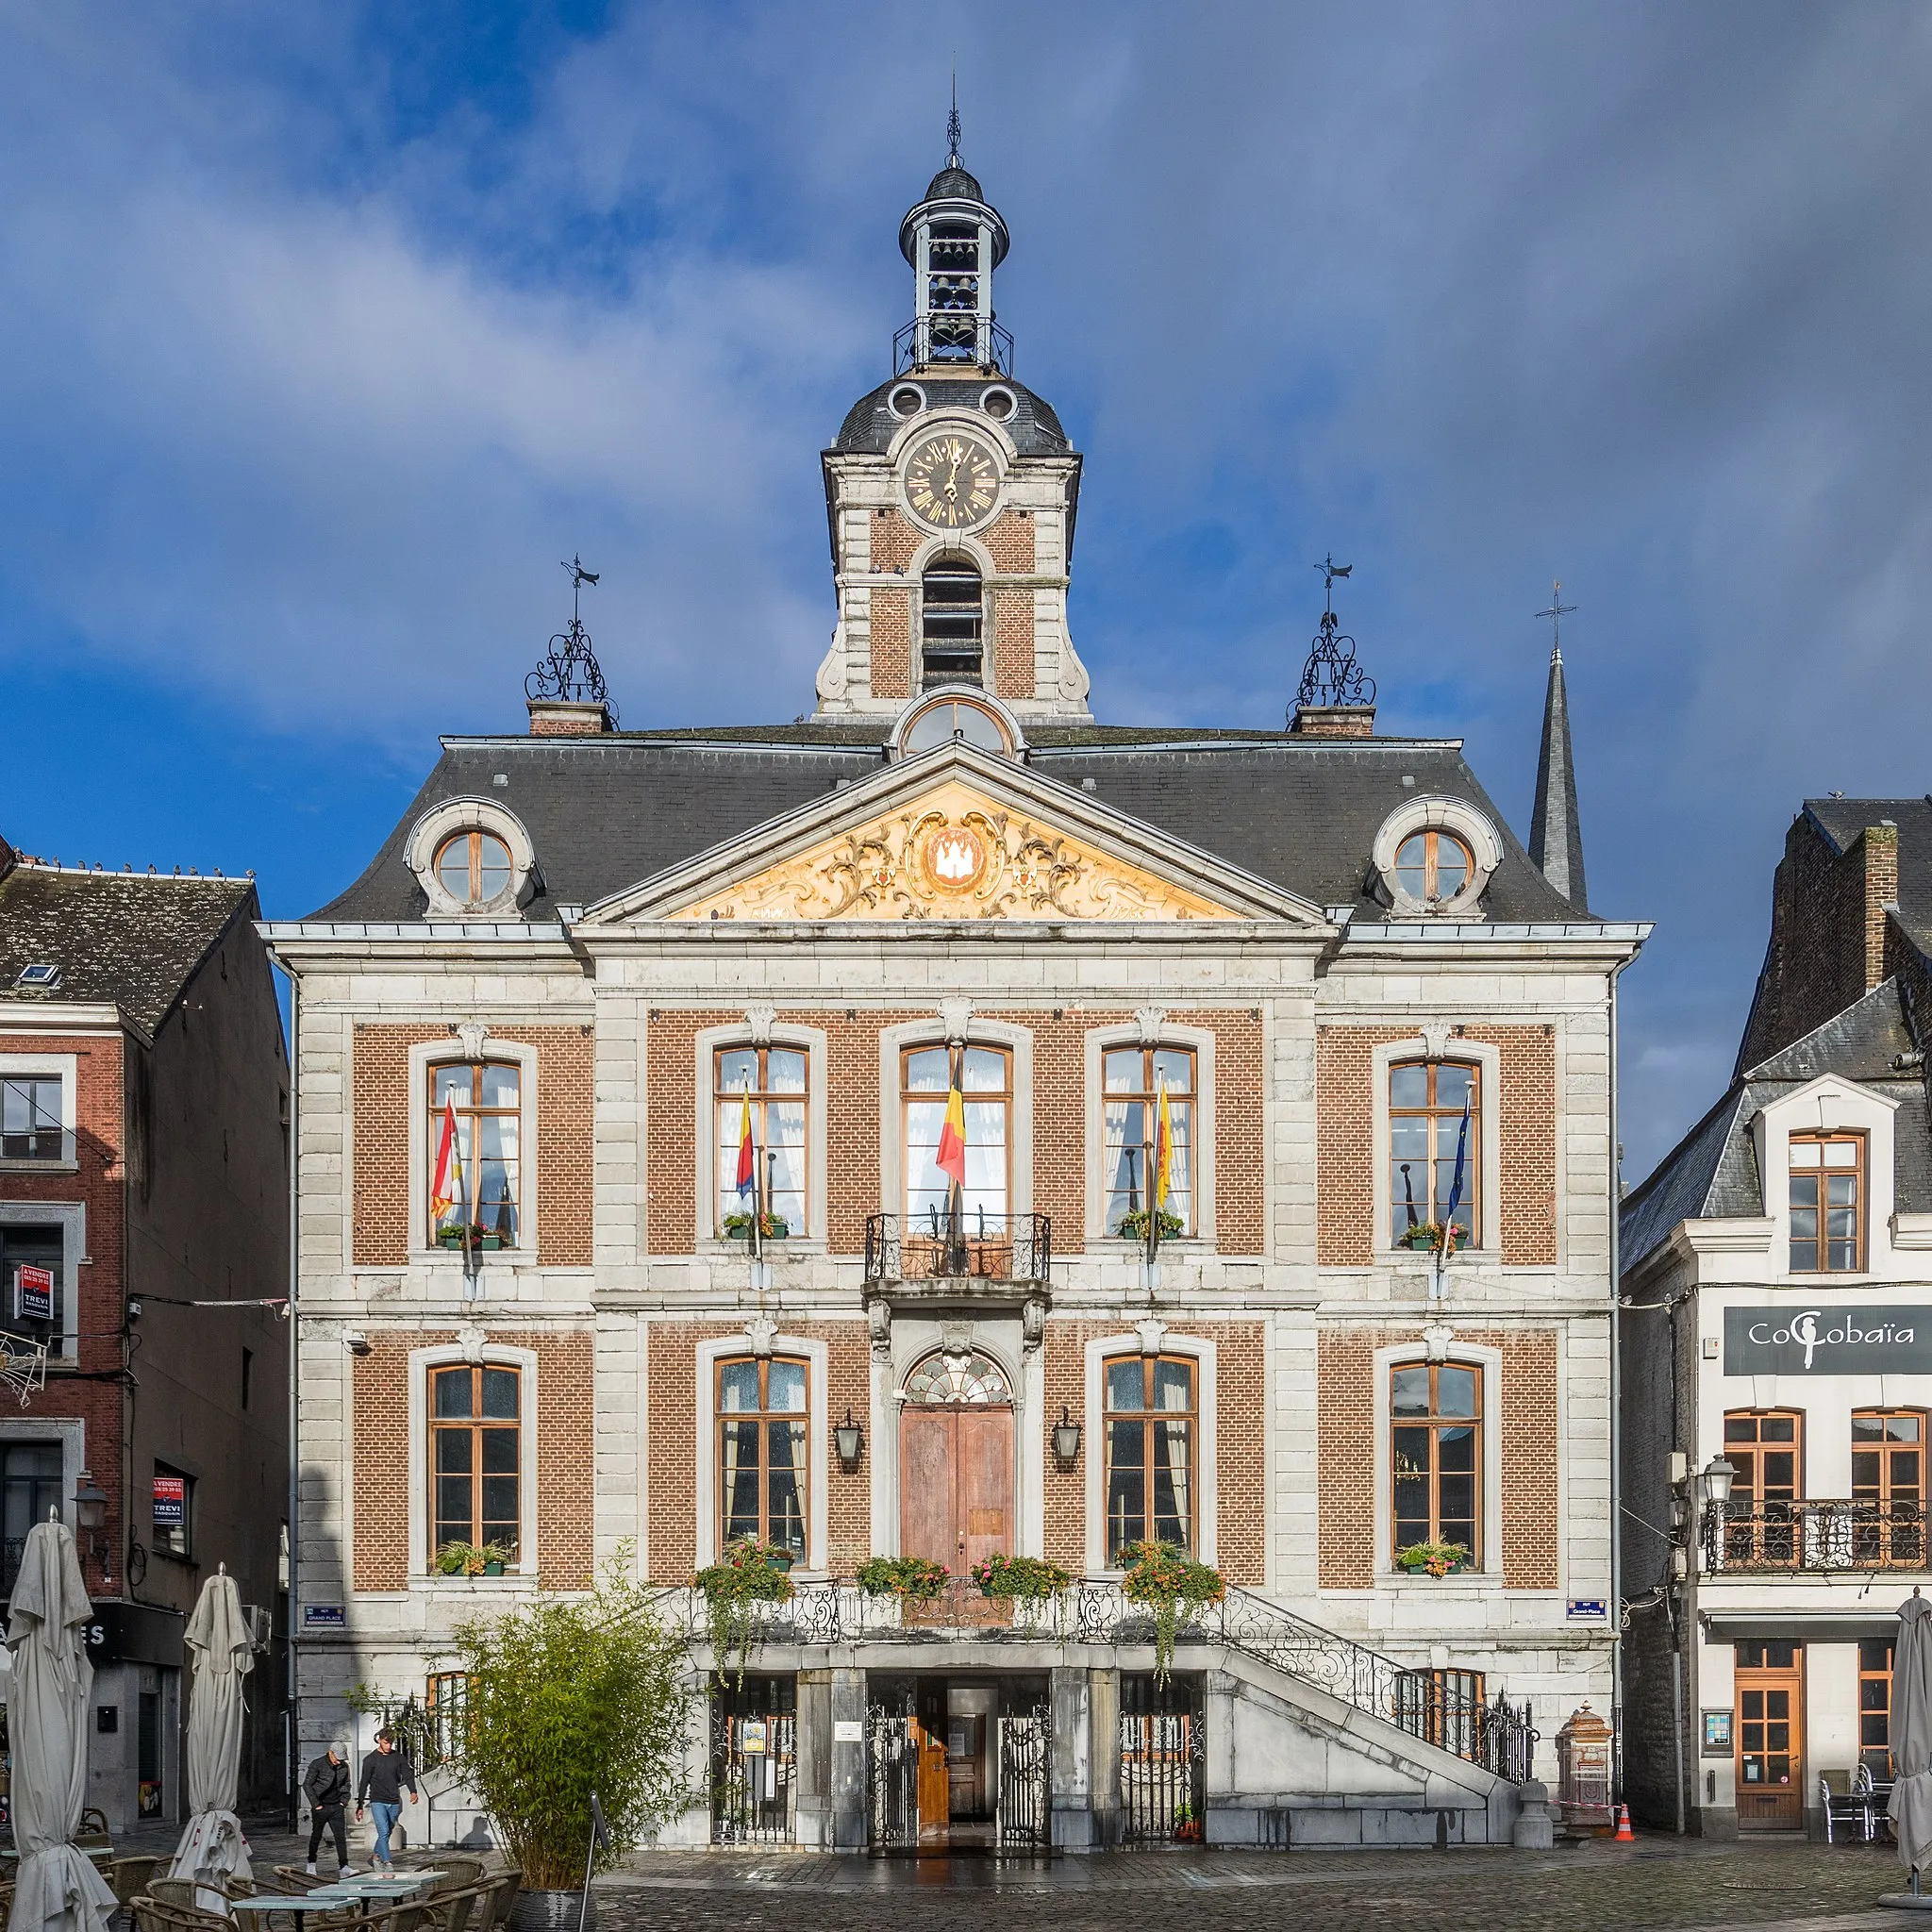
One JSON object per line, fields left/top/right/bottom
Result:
{"left": 981, "top": 511, "right": 1037, "bottom": 574}
{"left": 351, "top": 1023, "right": 593, "bottom": 1267}
{"left": 870, "top": 589, "right": 911, "bottom": 699}
{"left": 642, "top": 1319, "right": 871, "bottom": 1582}
{"left": 871, "top": 509, "right": 922, "bottom": 575}
{"left": 1041, "top": 1318, "right": 1266, "bottom": 1586}
{"left": 1314, "top": 1023, "right": 1557, "bottom": 1266}
{"left": 352, "top": 1327, "right": 594, "bottom": 1591}
{"left": 991, "top": 590, "right": 1035, "bottom": 701}
{"left": 1315, "top": 1324, "right": 1559, "bottom": 1590}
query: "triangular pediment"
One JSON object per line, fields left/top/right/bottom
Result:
{"left": 577, "top": 745, "right": 1327, "bottom": 927}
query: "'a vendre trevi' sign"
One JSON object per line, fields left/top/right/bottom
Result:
{"left": 1724, "top": 1307, "right": 1932, "bottom": 1376}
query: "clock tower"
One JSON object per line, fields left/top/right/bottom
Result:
{"left": 813, "top": 135, "right": 1092, "bottom": 719}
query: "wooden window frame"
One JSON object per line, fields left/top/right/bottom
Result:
{"left": 1721, "top": 1408, "right": 1804, "bottom": 1568}
{"left": 715, "top": 1355, "right": 811, "bottom": 1560}
{"left": 1789, "top": 1131, "right": 1866, "bottom": 1273}
{"left": 1388, "top": 1058, "right": 1481, "bottom": 1247}
{"left": 433, "top": 828, "right": 513, "bottom": 909}
{"left": 425, "top": 1058, "right": 524, "bottom": 1247}
{"left": 1101, "top": 1353, "right": 1199, "bottom": 1563}
{"left": 1852, "top": 1408, "right": 1927, "bottom": 1507}
{"left": 1860, "top": 1639, "right": 1894, "bottom": 1779}
{"left": 712, "top": 1044, "right": 810, "bottom": 1238}
{"left": 428, "top": 1361, "right": 523, "bottom": 1561}
{"left": 900, "top": 1042, "right": 1012, "bottom": 1224}
{"left": 1393, "top": 828, "right": 1473, "bottom": 905}
{"left": 1101, "top": 1045, "right": 1197, "bottom": 1238}
{"left": 1389, "top": 1360, "right": 1483, "bottom": 1565}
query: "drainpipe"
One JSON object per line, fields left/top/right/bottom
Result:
{"left": 1608, "top": 956, "right": 1628, "bottom": 1805}
{"left": 280, "top": 958, "right": 301, "bottom": 1829}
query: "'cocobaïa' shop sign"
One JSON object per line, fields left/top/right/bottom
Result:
{"left": 1724, "top": 1307, "right": 1932, "bottom": 1376}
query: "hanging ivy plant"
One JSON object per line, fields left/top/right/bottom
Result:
{"left": 855, "top": 1555, "right": 949, "bottom": 1602}
{"left": 1119, "top": 1540, "right": 1224, "bottom": 1686}
{"left": 693, "top": 1541, "right": 794, "bottom": 1687}
{"left": 971, "top": 1554, "right": 1072, "bottom": 1601}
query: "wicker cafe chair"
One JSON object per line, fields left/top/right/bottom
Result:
{"left": 425, "top": 1859, "right": 487, "bottom": 1896}
{"left": 423, "top": 1883, "right": 495, "bottom": 1932}
{"left": 109, "top": 1858, "right": 164, "bottom": 1909}
{"left": 78, "top": 1807, "right": 113, "bottom": 1847}
{"left": 132, "top": 1899, "right": 229, "bottom": 1932}
{"left": 482, "top": 1871, "right": 521, "bottom": 1932}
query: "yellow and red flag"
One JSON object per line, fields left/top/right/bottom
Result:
{"left": 734, "top": 1084, "right": 757, "bottom": 1200}
{"left": 1153, "top": 1074, "right": 1174, "bottom": 1211}
{"left": 430, "top": 1096, "right": 463, "bottom": 1222}
{"left": 936, "top": 1077, "right": 968, "bottom": 1189}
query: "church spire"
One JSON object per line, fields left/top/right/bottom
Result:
{"left": 1529, "top": 583, "right": 1587, "bottom": 908}
{"left": 896, "top": 98, "right": 1011, "bottom": 375}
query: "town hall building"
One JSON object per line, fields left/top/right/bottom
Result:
{"left": 266, "top": 139, "right": 1646, "bottom": 1853}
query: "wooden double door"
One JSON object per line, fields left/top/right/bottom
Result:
{"left": 899, "top": 1402, "right": 1015, "bottom": 1588}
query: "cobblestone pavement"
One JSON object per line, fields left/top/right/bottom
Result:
{"left": 591, "top": 1836, "right": 1923, "bottom": 1932}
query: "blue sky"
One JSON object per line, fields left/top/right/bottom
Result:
{"left": 4, "top": 2, "right": 1930, "bottom": 1177}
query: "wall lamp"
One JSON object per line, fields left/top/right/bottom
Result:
{"left": 1698, "top": 1455, "right": 1736, "bottom": 1507}
{"left": 1051, "top": 1405, "right": 1083, "bottom": 1470}
{"left": 833, "top": 1408, "right": 864, "bottom": 1473}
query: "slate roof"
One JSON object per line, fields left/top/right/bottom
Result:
{"left": 1801, "top": 797, "right": 1932, "bottom": 953}
{"left": 309, "top": 724, "right": 1591, "bottom": 928}
{"left": 833, "top": 376, "right": 1072, "bottom": 458}
{"left": 1620, "top": 977, "right": 1932, "bottom": 1273}
{"left": 0, "top": 859, "right": 255, "bottom": 1034}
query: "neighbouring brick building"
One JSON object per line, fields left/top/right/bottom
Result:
{"left": 1622, "top": 798, "right": 1932, "bottom": 1839}
{"left": 267, "top": 142, "right": 1644, "bottom": 1854}
{"left": 0, "top": 840, "right": 289, "bottom": 1829}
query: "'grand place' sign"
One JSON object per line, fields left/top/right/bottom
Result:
{"left": 1724, "top": 1307, "right": 1932, "bottom": 1375}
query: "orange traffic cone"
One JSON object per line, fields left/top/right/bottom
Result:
{"left": 1613, "top": 1803, "right": 1635, "bottom": 1841}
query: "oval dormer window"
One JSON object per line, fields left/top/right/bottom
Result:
{"left": 901, "top": 693, "right": 1012, "bottom": 756}
{"left": 1394, "top": 829, "right": 1473, "bottom": 907}
{"left": 436, "top": 830, "right": 513, "bottom": 909}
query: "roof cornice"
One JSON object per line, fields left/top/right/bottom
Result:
{"left": 0, "top": 1000, "right": 151, "bottom": 1047}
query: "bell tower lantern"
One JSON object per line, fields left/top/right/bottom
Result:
{"left": 814, "top": 123, "right": 1092, "bottom": 723}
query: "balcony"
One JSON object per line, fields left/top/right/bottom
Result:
{"left": 1703, "top": 1498, "right": 1927, "bottom": 1574}
{"left": 862, "top": 1212, "right": 1050, "bottom": 1300}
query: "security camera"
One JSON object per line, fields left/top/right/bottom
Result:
{"left": 343, "top": 1331, "right": 372, "bottom": 1357}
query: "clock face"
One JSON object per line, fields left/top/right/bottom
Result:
{"left": 904, "top": 432, "right": 1001, "bottom": 530}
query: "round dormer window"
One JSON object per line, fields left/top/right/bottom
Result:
{"left": 980, "top": 385, "right": 1017, "bottom": 423}
{"left": 1393, "top": 829, "right": 1472, "bottom": 907}
{"left": 890, "top": 383, "right": 926, "bottom": 419}
{"left": 436, "top": 830, "right": 513, "bottom": 909}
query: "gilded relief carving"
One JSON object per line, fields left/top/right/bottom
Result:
{"left": 672, "top": 780, "right": 1233, "bottom": 923}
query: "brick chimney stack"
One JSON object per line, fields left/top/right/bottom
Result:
{"left": 526, "top": 699, "right": 614, "bottom": 737}
{"left": 1289, "top": 705, "right": 1375, "bottom": 739}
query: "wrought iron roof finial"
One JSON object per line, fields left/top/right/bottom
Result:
{"left": 525, "top": 555, "right": 617, "bottom": 719}
{"left": 946, "top": 66, "right": 962, "bottom": 167}
{"left": 1294, "top": 555, "right": 1375, "bottom": 712}
{"left": 1535, "top": 579, "right": 1577, "bottom": 660}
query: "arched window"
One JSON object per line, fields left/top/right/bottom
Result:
{"left": 1389, "top": 1059, "right": 1478, "bottom": 1248}
{"left": 900, "top": 693, "right": 1011, "bottom": 755}
{"left": 1391, "top": 1361, "right": 1480, "bottom": 1567}
{"left": 921, "top": 557, "right": 984, "bottom": 687}
{"left": 903, "top": 1349, "right": 1011, "bottom": 1405}
{"left": 427, "top": 1059, "right": 522, "bottom": 1247}
{"left": 1104, "top": 1354, "right": 1197, "bottom": 1560}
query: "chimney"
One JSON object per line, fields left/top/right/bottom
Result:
{"left": 526, "top": 699, "right": 613, "bottom": 737}
{"left": 1290, "top": 704, "right": 1375, "bottom": 740}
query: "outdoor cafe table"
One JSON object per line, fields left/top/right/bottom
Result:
{"left": 231, "top": 1876, "right": 442, "bottom": 1929}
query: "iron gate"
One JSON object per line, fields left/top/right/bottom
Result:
{"left": 1120, "top": 1675, "right": 1205, "bottom": 1845}
{"left": 996, "top": 1702, "right": 1051, "bottom": 1851}
{"left": 866, "top": 1705, "right": 917, "bottom": 1850}
{"left": 710, "top": 1681, "right": 796, "bottom": 1844}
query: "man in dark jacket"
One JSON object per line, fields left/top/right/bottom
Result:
{"left": 303, "top": 1745, "right": 356, "bottom": 1877}
{"left": 356, "top": 1730, "right": 420, "bottom": 1870}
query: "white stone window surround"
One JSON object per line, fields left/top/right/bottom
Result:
{"left": 693, "top": 1332, "right": 831, "bottom": 1578}
{"left": 1083, "top": 1330, "right": 1220, "bottom": 1574}
{"left": 691, "top": 1023, "right": 828, "bottom": 1247}
{"left": 1751, "top": 1075, "right": 1899, "bottom": 1284}
{"left": 1371, "top": 1339, "right": 1506, "bottom": 1583}
{"left": 0, "top": 1417, "right": 85, "bottom": 1530}
{"left": 1083, "top": 1021, "right": 1217, "bottom": 1246}
{"left": 876, "top": 1017, "right": 1035, "bottom": 1224}
{"left": 406, "top": 1340, "right": 541, "bottom": 1580}
{"left": 405, "top": 1037, "right": 541, "bottom": 1263}
{"left": 0, "top": 1053, "right": 78, "bottom": 1174}
{"left": 1371, "top": 1035, "right": 1503, "bottom": 1262}
{"left": 403, "top": 798, "right": 538, "bottom": 920}
{"left": 1370, "top": 795, "right": 1503, "bottom": 919}
{"left": 0, "top": 1201, "right": 84, "bottom": 1361}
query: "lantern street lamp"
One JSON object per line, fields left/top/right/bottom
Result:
{"left": 1051, "top": 1405, "right": 1083, "bottom": 1470}
{"left": 832, "top": 1408, "right": 864, "bottom": 1474}
{"left": 1699, "top": 1455, "right": 1735, "bottom": 1507}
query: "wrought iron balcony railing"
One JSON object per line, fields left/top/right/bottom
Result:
{"left": 658, "top": 1575, "right": 1537, "bottom": 1786}
{"left": 863, "top": 1211, "right": 1050, "bottom": 1288}
{"left": 1703, "top": 1498, "right": 1928, "bottom": 1574}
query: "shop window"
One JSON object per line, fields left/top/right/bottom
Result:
{"left": 1102, "top": 1046, "right": 1195, "bottom": 1238}
{"left": 1103, "top": 1354, "right": 1197, "bottom": 1562}
{"left": 713, "top": 1046, "right": 808, "bottom": 1238}
{"left": 1789, "top": 1133, "right": 1864, "bottom": 1272}
{"left": 716, "top": 1357, "right": 808, "bottom": 1562}
{"left": 1391, "top": 1361, "right": 1480, "bottom": 1567}
{"left": 1389, "top": 1060, "right": 1479, "bottom": 1247}
{"left": 902, "top": 1044, "right": 1010, "bottom": 1226}
{"left": 426, "top": 1060, "right": 522, "bottom": 1247}
{"left": 430, "top": 1363, "right": 522, "bottom": 1564}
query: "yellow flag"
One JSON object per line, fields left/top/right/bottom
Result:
{"left": 1153, "top": 1074, "right": 1174, "bottom": 1210}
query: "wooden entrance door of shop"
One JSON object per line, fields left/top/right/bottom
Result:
{"left": 1736, "top": 1641, "right": 1805, "bottom": 1830}
{"left": 899, "top": 1404, "right": 1015, "bottom": 1592}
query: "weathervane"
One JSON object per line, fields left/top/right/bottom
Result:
{"left": 525, "top": 554, "right": 617, "bottom": 718}
{"left": 1294, "top": 554, "right": 1376, "bottom": 711}
{"left": 1535, "top": 580, "right": 1577, "bottom": 658}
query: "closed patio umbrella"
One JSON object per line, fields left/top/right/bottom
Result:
{"left": 6, "top": 1517, "right": 115, "bottom": 1932}
{"left": 165, "top": 1567, "right": 255, "bottom": 1906}
{"left": 1890, "top": 1591, "right": 1932, "bottom": 1897}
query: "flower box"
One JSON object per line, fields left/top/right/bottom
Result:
{"left": 721, "top": 1213, "right": 790, "bottom": 1241}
